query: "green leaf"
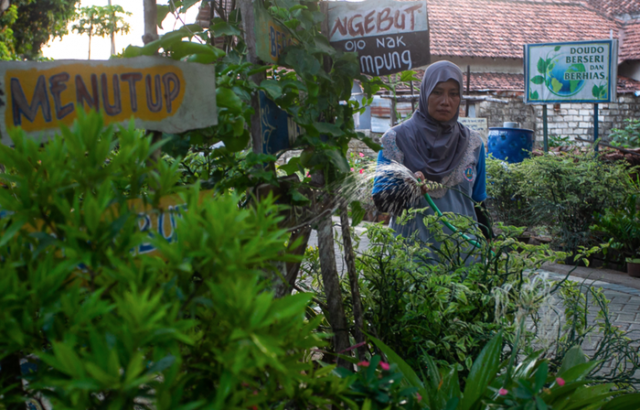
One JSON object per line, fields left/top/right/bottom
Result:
{"left": 350, "top": 200, "right": 366, "bottom": 227}
{"left": 216, "top": 87, "right": 244, "bottom": 112}
{"left": 536, "top": 395, "right": 548, "bottom": 410}
{"left": 0, "top": 215, "right": 27, "bottom": 247}
{"left": 324, "top": 149, "right": 350, "bottom": 173}
{"left": 592, "top": 85, "right": 600, "bottom": 98}
{"left": 212, "top": 20, "right": 242, "bottom": 37}
{"left": 279, "top": 157, "right": 302, "bottom": 176}
{"left": 313, "top": 122, "right": 343, "bottom": 137}
{"left": 180, "top": 0, "right": 201, "bottom": 13}
{"left": 601, "top": 393, "right": 640, "bottom": 410}
{"left": 169, "top": 41, "right": 225, "bottom": 60}
{"left": 366, "top": 334, "right": 429, "bottom": 400}
{"left": 459, "top": 333, "right": 502, "bottom": 410}
{"left": 261, "top": 79, "right": 283, "bottom": 100}
{"left": 531, "top": 75, "right": 545, "bottom": 85}
{"left": 530, "top": 90, "right": 539, "bottom": 100}
{"left": 555, "top": 46, "right": 561, "bottom": 51}
{"left": 534, "top": 361, "right": 548, "bottom": 392}
{"left": 558, "top": 346, "right": 586, "bottom": 375}
{"left": 157, "top": 5, "right": 171, "bottom": 29}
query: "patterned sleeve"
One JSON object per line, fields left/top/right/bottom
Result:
{"left": 380, "top": 128, "right": 404, "bottom": 164}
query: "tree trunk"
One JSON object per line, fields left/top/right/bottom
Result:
{"left": 143, "top": 0, "right": 159, "bottom": 45}
{"left": 317, "top": 213, "right": 351, "bottom": 369}
{"left": 339, "top": 203, "right": 367, "bottom": 360}
{"left": 274, "top": 225, "right": 312, "bottom": 298}
{"left": 88, "top": 32, "right": 92, "bottom": 60}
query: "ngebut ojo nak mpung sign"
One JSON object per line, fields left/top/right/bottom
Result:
{"left": 524, "top": 40, "right": 618, "bottom": 104}
{"left": 0, "top": 56, "right": 217, "bottom": 145}
{"left": 327, "top": 0, "right": 429, "bottom": 76}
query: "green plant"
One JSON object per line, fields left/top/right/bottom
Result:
{"left": 608, "top": 119, "right": 640, "bottom": 149}
{"left": 516, "top": 151, "right": 632, "bottom": 258}
{"left": 0, "top": 111, "right": 353, "bottom": 409}
{"left": 591, "top": 194, "right": 640, "bottom": 262}
{"left": 72, "top": 4, "right": 131, "bottom": 59}
{"left": 486, "top": 157, "right": 535, "bottom": 228}
{"left": 549, "top": 134, "right": 573, "bottom": 148}
{"left": 372, "top": 331, "right": 640, "bottom": 410}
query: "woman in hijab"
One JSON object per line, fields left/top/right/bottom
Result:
{"left": 372, "top": 61, "right": 491, "bottom": 253}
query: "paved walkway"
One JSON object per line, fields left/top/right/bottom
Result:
{"left": 307, "top": 218, "right": 640, "bottom": 381}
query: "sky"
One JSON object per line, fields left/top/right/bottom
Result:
{"left": 43, "top": 0, "right": 201, "bottom": 60}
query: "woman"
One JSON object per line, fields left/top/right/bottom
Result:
{"left": 372, "top": 61, "right": 491, "bottom": 252}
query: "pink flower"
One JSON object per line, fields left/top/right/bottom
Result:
{"left": 357, "top": 361, "right": 370, "bottom": 367}
{"left": 359, "top": 169, "right": 364, "bottom": 174}
{"left": 416, "top": 393, "right": 422, "bottom": 402}
{"left": 359, "top": 152, "right": 365, "bottom": 158}
{"left": 556, "top": 377, "right": 565, "bottom": 387}
{"left": 498, "top": 388, "right": 508, "bottom": 396}
{"left": 379, "top": 362, "right": 390, "bottom": 371}
{"left": 350, "top": 167, "right": 354, "bottom": 172}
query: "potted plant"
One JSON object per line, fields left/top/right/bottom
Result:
{"left": 591, "top": 193, "right": 640, "bottom": 276}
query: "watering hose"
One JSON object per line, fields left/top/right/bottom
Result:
{"left": 417, "top": 178, "right": 493, "bottom": 254}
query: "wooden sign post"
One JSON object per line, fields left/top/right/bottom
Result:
{"left": 326, "top": 0, "right": 430, "bottom": 76}
{"left": 0, "top": 56, "right": 217, "bottom": 144}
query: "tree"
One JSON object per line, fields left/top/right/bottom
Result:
{"left": 3, "top": 0, "right": 80, "bottom": 60}
{"left": 72, "top": 4, "right": 131, "bottom": 59}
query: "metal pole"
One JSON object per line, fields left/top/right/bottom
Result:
{"left": 594, "top": 103, "right": 599, "bottom": 152}
{"left": 543, "top": 105, "right": 548, "bottom": 153}
{"left": 465, "top": 65, "right": 471, "bottom": 116}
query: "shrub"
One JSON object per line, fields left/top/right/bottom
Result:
{"left": 485, "top": 157, "right": 536, "bottom": 228}
{"left": 506, "top": 152, "right": 631, "bottom": 257}
{"left": 0, "top": 112, "right": 351, "bottom": 409}
{"left": 608, "top": 118, "right": 640, "bottom": 148}
{"left": 591, "top": 193, "right": 640, "bottom": 263}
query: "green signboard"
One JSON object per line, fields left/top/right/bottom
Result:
{"left": 524, "top": 39, "right": 618, "bottom": 104}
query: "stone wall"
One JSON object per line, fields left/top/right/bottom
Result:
{"left": 475, "top": 93, "right": 640, "bottom": 147}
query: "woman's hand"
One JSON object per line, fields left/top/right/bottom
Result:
{"left": 414, "top": 171, "right": 428, "bottom": 194}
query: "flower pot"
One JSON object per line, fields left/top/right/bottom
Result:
{"left": 626, "top": 259, "right": 640, "bottom": 278}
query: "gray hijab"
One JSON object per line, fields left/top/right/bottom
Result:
{"left": 395, "top": 61, "right": 470, "bottom": 183}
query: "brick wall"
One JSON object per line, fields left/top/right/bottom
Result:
{"left": 476, "top": 94, "right": 640, "bottom": 147}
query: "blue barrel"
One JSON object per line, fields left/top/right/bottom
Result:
{"left": 487, "top": 127, "right": 534, "bottom": 163}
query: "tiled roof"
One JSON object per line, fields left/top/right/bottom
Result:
{"left": 392, "top": 71, "right": 640, "bottom": 93}
{"left": 621, "top": 21, "right": 640, "bottom": 61}
{"left": 584, "top": 0, "right": 640, "bottom": 17}
{"left": 425, "top": 0, "right": 622, "bottom": 59}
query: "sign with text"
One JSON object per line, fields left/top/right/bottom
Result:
{"left": 253, "top": 0, "right": 297, "bottom": 64}
{"left": 0, "top": 56, "right": 217, "bottom": 145}
{"left": 327, "top": 0, "right": 429, "bottom": 76}
{"left": 259, "top": 90, "right": 302, "bottom": 154}
{"left": 524, "top": 39, "right": 618, "bottom": 104}
{"left": 459, "top": 117, "right": 488, "bottom": 142}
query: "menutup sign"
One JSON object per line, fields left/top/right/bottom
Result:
{"left": 524, "top": 40, "right": 618, "bottom": 104}
{"left": 327, "top": 0, "right": 429, "bottom": 76}
{"left": 0, "top": 56, "right": 217, "bottom": 145}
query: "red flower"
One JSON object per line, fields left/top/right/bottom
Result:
{"left": 556, "top": 377, "right": 565, "bottom": 387}
{"left": 498, "top": 388, "right": 508, "bottom": 396}
{"left": 350, "top": 167, "right": 354, "bottom": 172}
{"left": 379, "top": 362, "right": 390, "bottom": 371}
{"left": 416, "top": 393, "right": 422, "bottom": 402}
{"left": 357, "top": 361, "right": 370, "bottom": 367}
{"left": 359, "top": 152, "right": 365, "bottom": 158}
{"left": 359, "top": 169, "right": 364, "bottom": 174}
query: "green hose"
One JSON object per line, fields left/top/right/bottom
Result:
{"left": 417, "top": 178, "right": 493, "bottom": 254}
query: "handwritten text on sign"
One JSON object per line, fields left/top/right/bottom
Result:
{"left": 327, "top": 0, "right": 429, "bottom": 76}
{"left": 0, "top": 57, "right": 217, "bottom": 145}
{"left": 254, "top": 0, "right": 296, "bottom": 64}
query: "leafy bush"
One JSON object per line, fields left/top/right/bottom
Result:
{"left": 609, "top": 119, "right": 640, "bottom": 148}
{"left": 0, "top": 112, "right": 352, "bottom": 409}
{"left": 591, "top": 193, "right": 640, "bottom": 262}
{"left": 486, "top": 157, "right": 536, "bottom": 228}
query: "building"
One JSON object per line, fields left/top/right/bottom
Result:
{"left": 367, "top": 0, "right": 640, "bottom": 145}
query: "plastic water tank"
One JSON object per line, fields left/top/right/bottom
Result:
{"left": 487, "top": 127, "right": 534, "bottom": 163}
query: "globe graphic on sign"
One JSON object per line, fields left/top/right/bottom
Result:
{"left": 545, "top": 56, "right": 586, "bottom": 96}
